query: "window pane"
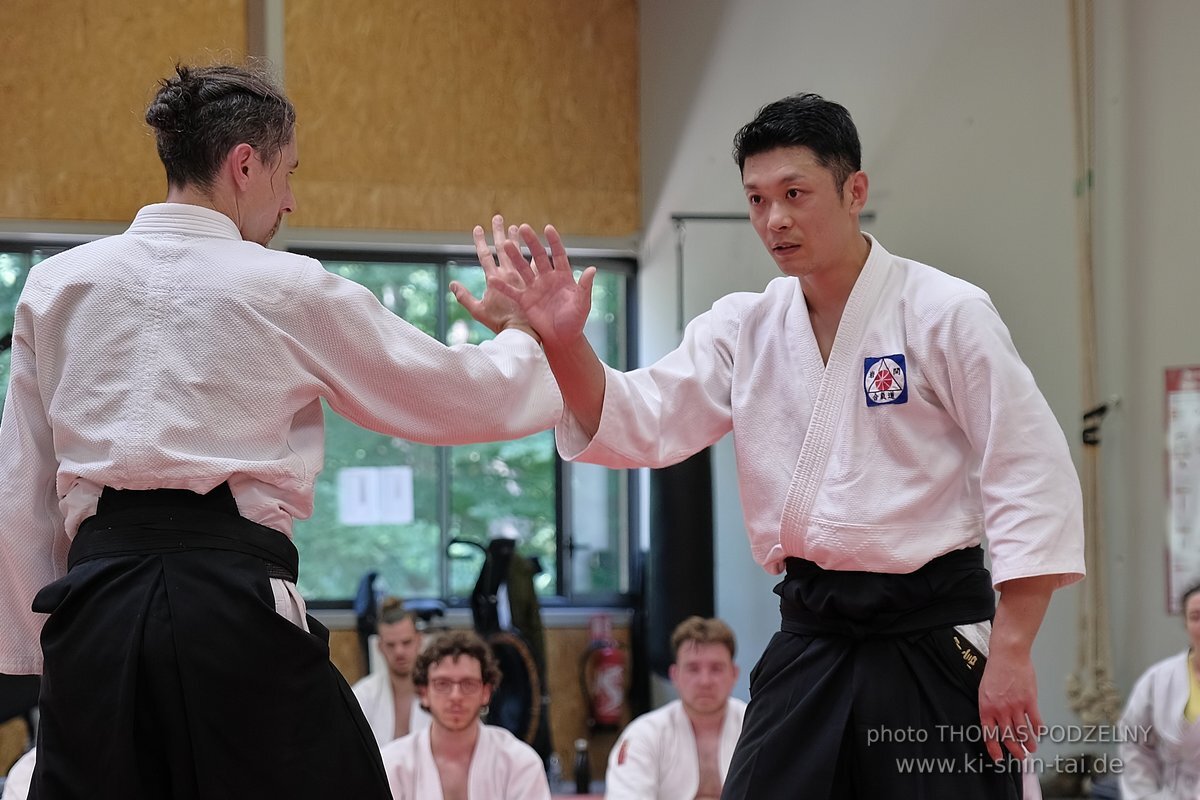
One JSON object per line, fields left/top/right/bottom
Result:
{"left": 446, "top": 263, "right": 559, "bottom": 596}
{"left": 0, "top": 252, "right": 33, "bottom": 399}
{"left": 293, "top": 262, "right": 443, "bottom": 601}
{"left": 569, "top": 268, "right": 631, "bottom": 595}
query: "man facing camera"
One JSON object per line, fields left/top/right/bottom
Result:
{"left": 380, "top": 629, "right": 551, "bottom": 800}
{"left": 353, "top": 597, "right": 432, "bottom": 746}
{"left": 605, "top": 617, "right": 746, "bottom": 799}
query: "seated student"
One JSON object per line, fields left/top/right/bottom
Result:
{"left": 605, "top": 617, "right": 746, "bottom": 800}
{"left": 380, "top": 629, "right": 550, "bottom": 800}
{"left": 1118, "top": 581, "right": 1200, "bottom": 799}
{"left": 353, "top": 597, "right": 432, "bottom": 746}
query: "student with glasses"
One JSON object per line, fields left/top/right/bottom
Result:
{"left": 380, "top": 629, "right": 551, "bottom": 800}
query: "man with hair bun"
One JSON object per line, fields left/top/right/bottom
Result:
{"left": 604, "top": 616, "right": 746, "bottom": 800}
{"left": 381, "top": 629, "right": 550, "bottom": 800}
{"left": 353, "top": 596, "right": 432, "bottom": 746}
{"left": 0, "top": 62, "right": 560, "bottom": 799}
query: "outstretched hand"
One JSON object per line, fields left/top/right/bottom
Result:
{"left": 450, "top": 215, "right": 538, "bottom": 339}
{"left": 493, "top": 223, "right": 597, "bottom": 349}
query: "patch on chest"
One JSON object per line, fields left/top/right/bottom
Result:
{"left": 863, "top": 354, "right": 908, "bottom": 406}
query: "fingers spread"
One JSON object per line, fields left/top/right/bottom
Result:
{"left": 502, "top": 240, "right": 537, "bottom": 285}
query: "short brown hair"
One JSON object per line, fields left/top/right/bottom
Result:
{"left": 670, "top": 616, "right": 736, "bottom": 661}
{"left": 377, "top": 596, "right": 418, "bottom": 628}
{"left": 413, "top": 629, "right": 501, "bottom": 689}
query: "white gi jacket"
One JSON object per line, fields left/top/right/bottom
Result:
{"left": 0, "top": 203, "right": 563, "bottom": 674}
{"left": 558, "top": 234, "right": 1084, "bottom": 587}
{"left": 1, "top": 748, "right": 34, "bottom": 800}
{"left": 380, "top": 723, "right": 551, "bottom": 800}
{"left": 351, "top": 669, "right": 432, "bottom": 747}
{"left": 1119, "top": 651, "right": 1200, "bottom": 800}
{"left": 604, "top": 698, "right": 746, "bottom": 800}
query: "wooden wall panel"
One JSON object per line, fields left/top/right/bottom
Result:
{"left": 285, "top": 0, "right": 639, "bottom": 237}
{"left": 0, "top": 0, "right": 247, "bottom": 222}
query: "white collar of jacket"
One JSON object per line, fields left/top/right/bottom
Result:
{"left": 127, "top": 203, "right": 243, "bottom": 241}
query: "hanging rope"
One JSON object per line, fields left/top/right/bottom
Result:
{"left": 1064, "top": 0, "right": 1122, "bottom": 726}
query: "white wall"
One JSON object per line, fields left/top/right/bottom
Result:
{"left": 639, "top": 0, "right": 1200, "bottom": 760}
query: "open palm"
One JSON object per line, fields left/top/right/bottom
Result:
{"left": 497, "top": 224, "right": 596, "bottom": 347}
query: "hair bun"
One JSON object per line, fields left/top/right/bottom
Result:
{"left": 144, "top": 66, "right": 196, "bottom": 132}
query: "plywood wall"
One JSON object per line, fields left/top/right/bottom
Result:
{"left": 285, "top": 0, "right": 639, "bottom": 236}
{"left": 0, "top": 0, "right": 248, "bottom": 222}
{"left": 0, "top": 2, "right": 639, "bottom": 236}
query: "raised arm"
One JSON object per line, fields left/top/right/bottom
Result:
{"left": 482, "top": 222, "right": 606, "bottom": 438}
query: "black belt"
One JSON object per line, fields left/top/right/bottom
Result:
{"left": 775, "top": 545, "right": 994, "bottom": 639}
{"left": 70, "top": 483, "right": 299, "bottom": 582}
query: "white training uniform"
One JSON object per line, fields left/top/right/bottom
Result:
{"left": 557, "top": 234, "right": 1084, "bottom": 587}
{"left": 1, "top": 748, "right": 34, "bottom": 800}
{"left": 604, "top": 698, "right": 746, "bottom": 800}
{"left": 351, "top": 669, "right": 432, "bottom": 747}
{"left": 1118, "top": 651, "right": 1200, "bottom": 800}
{"left": 380, "top": 723, "right": 551, "bottom": 800}
{"left": 0, "top": 203, "right": 563, "bottom": 675}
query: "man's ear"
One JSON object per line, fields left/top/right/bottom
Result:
{"left": 846, "top": 170, "right": 869, "bottom": 214}
{"left": 228, "top": 143, "right": 256, "bottom": 190}
{"left": 668, "top": 663, "right": 678, "bottom": 685}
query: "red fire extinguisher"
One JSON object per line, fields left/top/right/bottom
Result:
{"left": 580, "top": 613, "right": 625, "bottom": 729}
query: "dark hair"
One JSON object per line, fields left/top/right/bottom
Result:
{"left": 413, "top": 630, "right": 501, "bottom": 689}
{"left": 145, "top": 62, "right": 296, "bottom": 190}
{"left": 377, "top": 596, "right": 418, "bottom": 628}
{"left": 1182, "top": 582, "right": 1200, "bottom": 611}
{"left": 670, "top": 616, "right": 736, "bottom": 661}
{"left": 732, "top": 92, "right": 861, "bottom": 189}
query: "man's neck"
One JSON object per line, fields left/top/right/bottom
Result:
{"left": 799, "top": 231, "right": 872, "bottom": 318}
{"left": 430, "top": 721, "right": 480, "bottom": 760}
{"left": 684, "top": 702, "right": 728, "bottom": 735}
{"left": 389, "top": 672, "right": 415, "bottom": 699}
{"left": 164, "top": 184, "right": 235, "bottom": 227}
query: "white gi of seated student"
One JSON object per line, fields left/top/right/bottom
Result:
{"left": 605, "top": 617, "right": 746, "bottom": 800}
{"left": 1118, "top": 584, "right": 1200, "bottom": 800}
{"left": 353, "top": 598, "right": 432, "bottom": 746}
{"left": 381, "top": 630, "right": 550, "bottom": 800}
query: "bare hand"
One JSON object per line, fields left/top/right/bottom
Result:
{"left": 450, "top": 215, "right": 538, "bottom": 339}
{"left": 493, "top": 223, "right": 596, "bottom": 348}
{"left": 978, "top": 647, "right": 1042, "bottom": 761}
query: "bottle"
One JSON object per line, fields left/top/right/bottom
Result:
{"left": 546, "top": 752, "right": 564, "bottom": 792}
{"left": 573, "top": 737, "right": 591, "bottom": 794}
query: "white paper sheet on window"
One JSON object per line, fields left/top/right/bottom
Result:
{"left": 337, "top": 466, "right": 414, "bottom": 526}
{"left": 1165, "top": 366, "right": 1200, "bottom": 612}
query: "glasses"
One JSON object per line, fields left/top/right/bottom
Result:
{"left": 429, "top": 677, "right": 484, "bottom": 695}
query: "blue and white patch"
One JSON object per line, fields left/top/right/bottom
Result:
{"left": 864, "top": 354, "right": 908, "bottom": 406}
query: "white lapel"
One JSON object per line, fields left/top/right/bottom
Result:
{"left": 778, "top": 236, "right": 890, "bottom": 554}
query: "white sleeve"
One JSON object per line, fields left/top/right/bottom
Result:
{"left": 0, "top": 296, "right": 70, "bottom": 674}
{"left": 604, "top": 719, "right": 661, "bottom": 799}
{"left": 1117, "top": 670, "right": 1167, "bottom": 799}
{"left": 557, "top": 300, "right": 739, "bottom": 468}
{"left": 923, "top": 295, "right": 1085, "bottom": 587}
{"left": 285, "top": 262, "right": 563, "bottom": 446}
